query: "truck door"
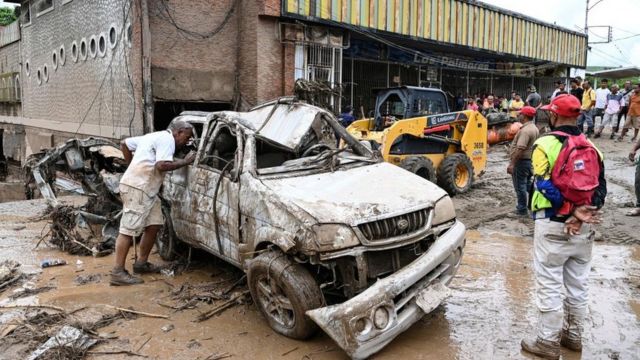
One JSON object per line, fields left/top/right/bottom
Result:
{"left": 186, "top": 121, "right": 243, "bottom": 266}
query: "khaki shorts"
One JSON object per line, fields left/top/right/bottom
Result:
{"left": 624, "top": 115, "right": 640, "bottom": 129}
{"left": 119, "top": 185, "right": 163, "bottom": 237}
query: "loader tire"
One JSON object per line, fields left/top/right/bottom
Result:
{"left": 437, "top": 153, "right": 474, "bottom": 195}
{"left": 399, "top": 156, "right": 437, "bottom": 183}
{"left": 248, "top": 250, "right": 324, "bottom": 340}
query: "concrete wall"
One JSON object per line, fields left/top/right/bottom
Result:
{"left": 148, "top": 0, "right": 288, "bottom": 109}
{"left": 148, "top": 0, "right": 237, "bottom": 103}
{"left": 19, "top": 0, "right": 143, "bottom": 138}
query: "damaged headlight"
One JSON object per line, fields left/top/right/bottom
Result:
{"left": 312, "top": 224, "right": 360, "bottom": 251}
{"left": 373, "top": 306, "right": 391, "bottom": 329}
{"left": 432, "top": 196, "right": 456, "bottom": 225}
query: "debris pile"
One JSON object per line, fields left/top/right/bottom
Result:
{"left": 0, "top": 306, "right": 145, "bottom": 358}
{"left": 48, "top": 205, "right": 114, "bottom": 256}
{"left": 25, "top": 138, "right": 127, "bottom": 256}
{"left": 159, "top": 276, "right": 250, "bottom": 320}
{"left": 0, "top": 260, "right": 22, "bottom": 294}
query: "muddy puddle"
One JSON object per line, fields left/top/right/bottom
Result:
{"left": 1, "top": 196, "right": 638, "bottom": 359}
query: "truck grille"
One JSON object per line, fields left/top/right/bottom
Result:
{"left": 365, "top": 237, "right": 434, "bottom": 279}
{"left": 358, "top": 208, "right": 431, "bottom": 241}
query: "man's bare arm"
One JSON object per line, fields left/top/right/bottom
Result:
{"left": 155, "top": 151, "right": 196, "bottom": 172}
{"left": 120, "top": 140, "right": 133, "bottom": 164}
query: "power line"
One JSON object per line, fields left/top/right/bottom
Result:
{"left": 589, "top": 47, "right": 629, "bottom": 66}
{"left": 612, "top": 33, "right": 640, "bottom": 42}
{"left": 154, "top": 0, "right": 237, "bottom": 40}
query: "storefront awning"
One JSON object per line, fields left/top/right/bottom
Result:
{"left": 587, "top": 67, "right": 640, "bottom": 79}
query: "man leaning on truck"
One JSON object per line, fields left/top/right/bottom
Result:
{"left": 110, "top": 120, "right": 196, "bottom": 286}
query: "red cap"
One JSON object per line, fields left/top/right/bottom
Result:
{"left": 519, "top": 106, "right": 537, "bottom": 117}
{"left": 541, "top": 94, "right": 581, "bottom": 117}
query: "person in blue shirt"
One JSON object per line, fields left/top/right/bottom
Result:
{"left": 338, "top": 105, "right": 355, "bottom": 127}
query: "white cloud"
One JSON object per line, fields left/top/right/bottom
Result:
{"left": 481, "top": 0, "right": 640, "bottom": 67}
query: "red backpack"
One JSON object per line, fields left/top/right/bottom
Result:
{"left": 549, "top": 131, "right": 601, "bottom": 206}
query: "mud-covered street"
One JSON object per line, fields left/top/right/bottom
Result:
{"left": 1, "top": 140, "right": 639, "bottom": 360}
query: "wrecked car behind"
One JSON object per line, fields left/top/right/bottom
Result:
{"left": 161, "top": 99, "right": 466, "bottom": 359}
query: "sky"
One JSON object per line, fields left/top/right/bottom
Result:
{"left": 482, "top": 0, "right": 640, "bottom": 68}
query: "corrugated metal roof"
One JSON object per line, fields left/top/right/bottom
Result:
{"left": 588, "top": 67, "right": 640, "bottom": 79}
{"left": 282, "top": 0, "right": 587, "bottom": 68}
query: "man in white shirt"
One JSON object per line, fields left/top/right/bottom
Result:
{"left": 111, "top": 120, "right": 195, "bottom": 286}
{"left": 551, "top": 81, "right": 566, "bottom": 99}
{"left": 594, "top": 79, "right": 611, "bottom": 128}
{"left": 595, "top": 84, "right": 625, "bottom": 138}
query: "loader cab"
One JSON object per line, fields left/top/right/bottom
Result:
{"left": 374, "top": 86, "right": 450, "bottom": 130}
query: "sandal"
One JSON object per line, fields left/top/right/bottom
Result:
{"left": 625, "top": 208, "right": 640, "bottom": 217}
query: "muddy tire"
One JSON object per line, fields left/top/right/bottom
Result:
{"left": 248, "top": 250, "right": 324, "bottom": 340}
{"left": 437, "top": 153, "right": 474, "bottom": 195}
{"left": 157, "top": 206, "right": 185, "bottom": 261}
{"left": 400, "top": 156, "right": 437, "bottom": 183}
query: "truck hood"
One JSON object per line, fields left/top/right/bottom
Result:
{"left": 261, "top": 163, "right": 448, "bottom": 226}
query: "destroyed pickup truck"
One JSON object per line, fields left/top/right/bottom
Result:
{"left": 159, "top": 99, "right": 466, "bottom": 359}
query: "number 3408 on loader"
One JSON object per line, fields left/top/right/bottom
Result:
{"left": 346, "top": 86, "right": 488, "bottom": 195}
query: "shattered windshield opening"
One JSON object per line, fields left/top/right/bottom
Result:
{"left": 255, "top": 114, "right": 374, "bottom": 175}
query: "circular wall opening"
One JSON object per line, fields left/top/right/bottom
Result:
{"left": 36, "top": 68, "right": 42, "bottom": 85}
{"left": 71, "top": 41, "right": 78, "bottom": 62}
{"left": 43, "top": 65, "right": 49, "bottom": 82}
{"left": 25, "top": 61, "right": 30, "bottom": 76}
{"left": 80, "top": 38, "right": 87, "bottom": 60}
{"left": 59, "top": 45, "right": 66, "bottom": 66}
{"left": 52, "top": 51, "right": 58, "bottom": 70}
{"left": 125, "top": 22, "right": 132, "bottom": 48}
{"left": 89, "top": 35, "right": 97, "bottom": 58}
{"left": 108, "top": 24, "right": 117, "bottom": 49}
{"left": 98, "top": 33, "right": 106, "bottom": 57}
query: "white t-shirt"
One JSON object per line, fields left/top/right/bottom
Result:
{"left": 595, "top": 88, "right": 610, "bottom": 109}
{"left": 119, "top": 130, "right": 175, "bottom": 196}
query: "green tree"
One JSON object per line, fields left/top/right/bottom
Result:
{"left": 0, "top": 7, "right": 17, "bottom": 26}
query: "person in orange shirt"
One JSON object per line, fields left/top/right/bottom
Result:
{"left": 618, "top": 84, "right": 640, "bottom": 142}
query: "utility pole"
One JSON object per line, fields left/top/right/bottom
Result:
{"left": 585, "top": 0, "right": 605, "bottom": 36}
{"left": 584, "top": 0, "right": 589, "bottom": 35}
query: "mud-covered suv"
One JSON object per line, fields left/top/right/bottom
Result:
{"left": 160, "top": 99, "right": 466, "bottom": 359}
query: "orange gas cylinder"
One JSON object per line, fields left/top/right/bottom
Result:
{"left": 487, "top": 122, "right": 523, "bottom": 145}
{"left": 508, "top": 122, "right": 523, "bottom": 136}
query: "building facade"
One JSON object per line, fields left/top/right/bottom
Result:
{"left": 0, "top": 0, "right": 587, "bottom": 164}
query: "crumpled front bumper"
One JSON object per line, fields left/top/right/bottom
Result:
{"left": 306, "top": 220, "right": 466, "bottom": 359}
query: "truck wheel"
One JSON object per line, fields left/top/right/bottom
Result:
{"left": 157, "top": 206, "right": 185, "bottom": 261}
{"left": 400, "top": 156, "right": 437, "bottom": 183}
{"left": 248, "top": 250, "right": 324, "bottom": 339}
{"left": 437, "top": 153, "right": 474, "bottom": 195}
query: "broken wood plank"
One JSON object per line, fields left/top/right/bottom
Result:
{"left": 103, "top": 305, "right": 169, "bottom": 319}
{"left": 204, "top": 352, "right": 232, "bottom": 360}
{"left": 0, "top": 304, "right": 66, "bottom": 312}
{"left": 87, "top": 350, "right": 148, "bottom": 358}
{"left": 196, "top": 291, "right": 249, "bottom": 322}
{"left": 281, "top": 346, "right": 298, "bottom": 356}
